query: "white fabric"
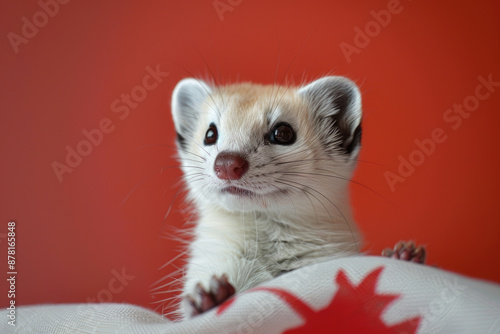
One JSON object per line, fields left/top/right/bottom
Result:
{"left": 3, "top": 256, "right": 500, "bottom": 333}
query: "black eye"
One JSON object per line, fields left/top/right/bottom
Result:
{"left": 269, "top": 122, "right": 296, "bottom": 145}
{"left": 204, "top": 123, "right": 218, "bottom": 145}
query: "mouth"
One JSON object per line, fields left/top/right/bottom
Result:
{"left": 221, "top": 186, "right": 255, "bottom": 197}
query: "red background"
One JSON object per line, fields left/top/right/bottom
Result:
{"left": 1, "top": 0, "right": 499, "bottom": 316}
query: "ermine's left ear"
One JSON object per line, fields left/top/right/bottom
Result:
{"left": 298, "top": 76, "right": 362, "bottom": 156}
{"left": 171, "top": 78, "right": 212, "bottom": 148}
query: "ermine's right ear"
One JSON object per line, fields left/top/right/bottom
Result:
{"left": 171, "top": 78, "right": 211, "bottom": 145}
{"left": 298, "top": 76, "right": 362, "bottom": 157}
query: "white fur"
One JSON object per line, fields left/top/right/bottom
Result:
{"left": 171, "top": 77, "right": 363, "bottom": 318}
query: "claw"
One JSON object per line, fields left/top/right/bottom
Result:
{"left": 382, "top": 240, "right": 426, "bottom": 264}
{"left": 184, "top": 274, "right": 236, "bottom": 318}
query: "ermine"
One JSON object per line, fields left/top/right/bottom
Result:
{"left": 170, "top": 76, "right": 425, "bottom": 319}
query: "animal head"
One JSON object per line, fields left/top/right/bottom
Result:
{"left": 171, "top": 76, "right": 362, "bottom": 214}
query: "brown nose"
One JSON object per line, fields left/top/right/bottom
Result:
{"left": 214, "top": 153, "right": 249, "bottom": 180}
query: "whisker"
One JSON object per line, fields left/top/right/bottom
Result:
{"left": 177, "top": 132, "right": 212, "bottom": 158}
{"left": 279, "top": 171, "right": 389, "bottom": 203}
{"left": 266, "top": 146, "right": 315, "bottom": 164}
{"left": 168, "top": 59, "right": 224, "bottom": 120}
{"left": 133, "top": 143, "right": 207, "bottom": 162}
{"left": 188, "top": 43, "right": 226, "bottom": 120}
{"left": 271, "top": 183, "right": 298, "bottom": 218}
{"left": 276, "top": 178, "right": 358, "bottom": 251}
{"left": 354, "top": 158, "right": 390, "bottom": 168}
{"left": 270, "top": 28, "right": 314, "bottom": 112}
{"left": 161, "top": 165, "right": 203, "bottom": 172}
{"left": 267, "top": 26, "right": 281, "bottom": 115}
{"left": 161, "top": 172, "right": 209, "bottom": 222}
{"left": 150, "top": 266, "right": 185, "bottom": 290}
{"left": 274, "top": 157, "right": 345, "bottom": 166}
{"left": 120, "top": 173, "right": 158, "bottom": 207}
{"left": 275, "top": 179, "right": 319, "bottom": 224}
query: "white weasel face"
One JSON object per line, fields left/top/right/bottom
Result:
{"left": 171, "top": 77, "right": 362, "bottom": 213}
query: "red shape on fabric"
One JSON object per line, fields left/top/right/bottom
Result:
{"left": 217, "top": 266, "right": 421, "bottom": 334}
{"left": 216, "top": 297, "right": 236, "bottom": 315}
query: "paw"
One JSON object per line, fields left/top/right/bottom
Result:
{"left": 381, "top": 240, "right": 426, "bottom": 264}
{"left": 184, "top": 274, "right": 235, "bottom": 318}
